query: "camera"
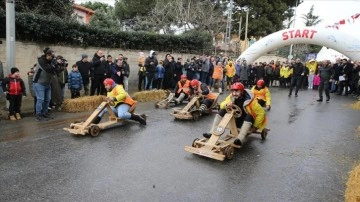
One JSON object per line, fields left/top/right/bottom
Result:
{"left": 52, "top": 55, "right": 68, "bottom": 68}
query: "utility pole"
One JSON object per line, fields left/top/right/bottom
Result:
{"left": 6, "top": 0, "right": 15, "bottom": 74}
{"left": 238, "top": 16, "right": 242, "bottom": 55}
{"left": 244, "top": 9, "right": 249, "bottom": 50}
{"left": 225, "top": 0, "right": 233, "bottom": 56}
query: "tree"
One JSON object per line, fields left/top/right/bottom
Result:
{"left": 301, "top": 5, "right": 322, "bottom": 26}
{"left": 0, "top": 0, "right": 74, "bottom": 19}
{"left": 80, "top": 2, "right": 119, "bottom": 30}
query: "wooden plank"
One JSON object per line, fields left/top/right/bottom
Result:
{"left": 184, "top": 146, "right": 225, "bottom": 161}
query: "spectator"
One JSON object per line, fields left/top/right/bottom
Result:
{"left": 91, "top": 50, "right": 106, "bottom": 95}
{"left": 112, "top": 57, "right": 126, "bottom": 86}
{"left": 27, "top": 64, "right": 37, "bottom": 114}
{"left": 2, "top": 67, "right": 26, "bottom": 120}
{"left": 33, "top": 48, "right": 63, "bottom": 121}
{"left": 68, "top": 64, "right": 83, "bottom": 99}
{"left": 288, "top": 58, "right": 306, "bottom": 97}
{"left": 76, "top": 54, "right": 92, "bottom": 96}
{"left": 137, "top": 52, "right": 146, "bottom": 91}
{"left": 144, "top": 50, "right": 158, "bottom": 90}
{"left": 155, "top": 60, "right": 165, "bottom": 90}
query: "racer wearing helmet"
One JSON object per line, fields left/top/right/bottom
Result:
{"left": 189, "top": 79, "right": 216, "bottom": 113}
{"left": 203, "top": 82, "right": 267, "bottom": 146}
{"left": 92, "top": 78, "right": 146, "bottom": 125}
{"left": 173, "top": 74, "right": 190, "bottom": 104}
{"left": 251, "top": 79, "right": 271, "bottom": 111}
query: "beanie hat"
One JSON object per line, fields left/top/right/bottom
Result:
{"left": 11, "top": 67, "right": 19, "bottom": 74}
{"left": 81, "top": 54, "right": 88, "bottom": 59}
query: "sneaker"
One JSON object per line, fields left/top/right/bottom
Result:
{"left": 234, "top": 139, "right": 242, "bottom": 146}
{"left": 9, "top": 115, "right": 16, "bottom": 121}
{"left": 36, "top": 115, "right": 46, "bottom": 121}
{"left": 203, "top": 133, "right": 212, "bottom": 139}
{"left": 42, "top": 114, "right": 54, "bottom": 119}
{"left": 15, "top": 113, "right": 22, "bottom": 120}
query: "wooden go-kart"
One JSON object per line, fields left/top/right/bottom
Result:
{"left": 171, "top": 93, "right": 219, "bottom": 121}
{"left": 155, "top": 92, "right": 175, "bottom": 109}
{"left": 184, "top": 105, "right": 269, "bottom": 161}
{"left": 63, "top": 101, "right": 144, "bottom": 137}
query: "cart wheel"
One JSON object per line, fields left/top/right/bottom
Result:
{"left": 155, "top": 101, "right": 160, "bottom": 108}
{"left": 261, "top": 129, "right": 268, "bottom": 140}
{"left": 89, "top": 125, "right": 101, "bottom": 137}
{"left": 192, "top": 111, "right": 200, "bottom": 121}
{"left": 224, "top": 146, "right": 235, "bottom": 160}
{"left": 192, "top": 138, "right": 200, "bottom": 148}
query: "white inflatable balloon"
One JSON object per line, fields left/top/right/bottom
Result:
{"left": 237, "top": 27, "right": 360, "bottom": 63}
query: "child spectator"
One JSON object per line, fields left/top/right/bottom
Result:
{"left": 27, "top": 64, "right": 37, "bottom": 114}
{"left": 155, "top": 60, "right": 165, "bottom": 90}
{"left": 67, "top": 64, "right": 83, "bottom": 99}
{"left": 313, "top": 73, "right": 320, "bottom": 90}
{"left": 1, "top": 67, "right": 26, "bottom": 120}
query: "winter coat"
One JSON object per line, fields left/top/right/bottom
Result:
{"left": 68, "top": 71, "right": 83, "bottom": 90}
{"left": 156, "top": 65, "right": 165, "bottom": 79}
{"left": 2, "top": 74, "right": 26, "bottom": 96}
{"left": 76, "top": 60, "right": 92, "bottom": 85}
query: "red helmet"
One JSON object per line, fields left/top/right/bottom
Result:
{"left": 231, "top": 82, "right": 245, "bottom": 91}
{"left": 190, "top": 79, "right": 199, "bottom": 87}
{"left": 256, "top": 79, "right": 265, "bottom": 87}
{"left": 103, "top": 78, "right": 115, "bottom": 86}
{"left": 181, "top": 74, "right": 187, "bottom": 79}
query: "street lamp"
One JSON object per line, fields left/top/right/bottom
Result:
{"left": 288, "top": 0, "right": 300, "bottom": 60}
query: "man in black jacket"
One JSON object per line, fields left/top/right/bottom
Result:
{"left": 145, "top": 50, "right": 158, "bottom": 90}
{"left": 91, "top": 50, "right": 106, "bottom": 95}
{"left": 337, "top": 58, "right": 353, "bottom": 96}
{"left": 288, "top": 58, "right": 306, "bottom": 97}
{"left": 76, "top": 54, "right": 92, "bottom": 96}
{"left": 317, "top": 60, "right": 334, "bottom": 102}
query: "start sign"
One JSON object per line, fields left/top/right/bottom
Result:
{"left": 282, "top": 29, "right": 318, "bottom": 41}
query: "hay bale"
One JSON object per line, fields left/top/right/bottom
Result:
{"left": 132, "top": 90, "right": 169, "bottom": 102}
{"left": 350, "top": 101, "right": 360, "bottom": 110}
{"left": 345, "top": 164, "right": 360, "bottom": 202}
{"left": 61, "top": 96, "right": 105, "bottom": 112}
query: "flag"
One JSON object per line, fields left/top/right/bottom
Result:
{"left": 339, "top": 19, "right": 345, "bottom": 24}
{"left": 351, "top": 13, "right": 360, "bottom": 19}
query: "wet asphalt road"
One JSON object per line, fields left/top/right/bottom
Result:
{"left": 0, "top": 88, "right": 359, "bottom": 202}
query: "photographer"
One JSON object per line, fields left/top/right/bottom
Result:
{"left": 33, "top": 48, "right": 63, "bottom": 121}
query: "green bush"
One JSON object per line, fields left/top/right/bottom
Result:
{"left": 0, "top": 12, "right": 213, "bottom": 53}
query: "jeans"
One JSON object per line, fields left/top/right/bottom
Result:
{"left": 33, "top": 83, "right": 51, "bottom": 115}
{"left": 123, "top": 76, "right": 129, "bottom": 91}
{"left": 98, "top": 103, "right": 131, "bottom": 120}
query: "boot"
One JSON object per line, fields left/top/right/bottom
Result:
{"left": 15, "top": 113, "right": 22, "bottom": 120}
{"left": 203, "top": 114, "right": 222, "bottom": 138}
{"left": 234, "top": 121, "right": 252, "bottom": 146}
{"left": 92, "top": 116, "right": 101, "bottom": 124}
{"left": 316, "top": 98, "right": 323, "bottom": 102}
{"left": 9, "top": 115, "right": 16, "bottom": 121}
{"left": 198, "top": 104, "right": 207, "bottom": 113}
{"left": 175, "top": 93, "right": 186, "bottom": 104}
{"left": 130, "top": 114, "right": 146, "bottom": 125}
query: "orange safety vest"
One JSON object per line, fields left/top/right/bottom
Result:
{"left": 196, "top": 83, "right": 216, "bottom": 100}
{"left": 253, "top": 88, "right": 267, "bottom": 101}
{"left": 212, "top": 66, "right": 223, "bottom": 80}
{"left": 177, "top": 80, "right": 190, "bottom": 94}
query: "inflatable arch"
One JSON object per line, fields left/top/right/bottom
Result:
{"left": 237, "top": 27, "right": 360, "bottom": 63}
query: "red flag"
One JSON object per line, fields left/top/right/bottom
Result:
{"left": 339, "top": 19, "right": 345, "bottom": 24}
{"left": 351, "top": 13, "right": 360, "bottom": 19}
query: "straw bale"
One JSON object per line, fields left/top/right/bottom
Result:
{"left": 61, "top": 96, "right": 105, "bottom": 112}
{"left": 350, "top": 101, "right": 360, "bottom": 110}
{"left": 345, "top": 164, "right": 360, "bottom": 202}
{"left": 132, "top": 90, "right": 168, "bottom": 102}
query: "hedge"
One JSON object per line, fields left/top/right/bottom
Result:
{"left": 0, "top": 12, "right": 213, "bottom": 53}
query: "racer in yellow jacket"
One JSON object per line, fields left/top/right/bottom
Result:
{"left": 251, "top": 79, "right": 271, "bottom": 111}
{"left": 203, "top": 82, "right": 267, "bottom": 146}
{"left": 92, "top": 78, "right": 146, "bottom": 125}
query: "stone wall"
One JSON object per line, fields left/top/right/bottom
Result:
{"left": 0, "top": 39, "right": 196, "bottom": 93}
